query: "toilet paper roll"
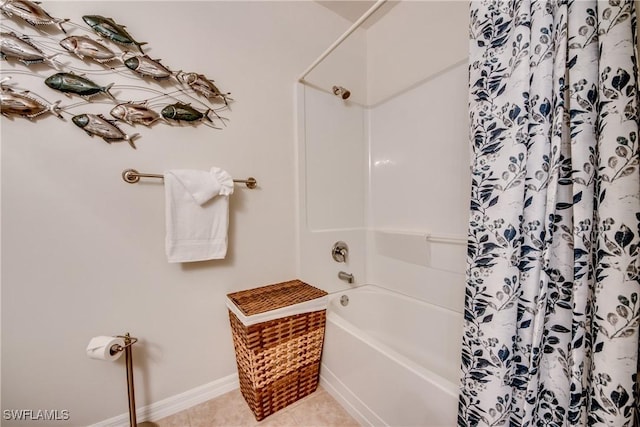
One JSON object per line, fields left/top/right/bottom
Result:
{"left": 86, "top": 336, "right": 125, "bottom": 361}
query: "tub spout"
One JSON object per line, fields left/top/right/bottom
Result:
{"left": 338, "top": 271, "right": 354, "bottom": 284}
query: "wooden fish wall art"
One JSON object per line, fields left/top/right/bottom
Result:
{"left": 0, "top": 0, "right": 233, "bottom": 149}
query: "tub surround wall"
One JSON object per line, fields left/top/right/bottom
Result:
{"left": 301, "top": 27, "right": 368, "bottom": 106}
{"left": 1, "top": 2, "right": 363, "bottom": 425}
{"left": 295, "top": 23, "right": 368, "bottom": 294}
{"left": 298, "top": 1, "right": 470, "bottom": 312}
{"left": 296, "top": 85, "right": 368, "bottom": 294}
{"left": 365, "top": 1, "right": 469, "bottom": 106}
{"left": 365, "top": 1, "right": 470, "bottom": 313}
{"left": 303, "top": 88, "right": 366, "bottom": 231}
{"left": 367, "top": 61, "right": 470, "bottom": 313}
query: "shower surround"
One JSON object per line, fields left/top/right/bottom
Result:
{"left": 296, "top": 1, "right": 470, "bottom": 424}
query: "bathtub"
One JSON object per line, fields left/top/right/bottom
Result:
{"left": 320, "top": 285, "right": 462, "bottom": 427}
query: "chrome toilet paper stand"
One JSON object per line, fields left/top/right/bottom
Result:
{"left": 110, "top": 333, "right": 156, "bottom": 427}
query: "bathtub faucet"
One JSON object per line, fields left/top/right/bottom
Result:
{"left": 338, "top": 271, "right": 354, "bottom": 284}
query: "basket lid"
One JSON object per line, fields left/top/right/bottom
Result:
{"left": 226, "top": 280, "right": 328, "bottom": 326}
{"left": 227, "top": 279, "right": 327, "bottom": 316}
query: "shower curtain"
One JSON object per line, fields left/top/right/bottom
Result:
{"left": 459, "top": 1, "right": 639, "bottom": 426}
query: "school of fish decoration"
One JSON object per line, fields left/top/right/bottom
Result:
{"left": 0, "top": 0, "right": 232, "bottom": 149}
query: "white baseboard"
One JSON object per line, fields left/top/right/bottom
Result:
{"left": 90, "top": 373, "right": 239, "bottom": 427}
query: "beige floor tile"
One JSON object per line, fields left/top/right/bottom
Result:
{"left": 188, "top": 389, "right": 256, "bottom": 427}
{"left": 287, "top": 390, "right": 360, "bottom": 427}
{"left": 253, "top": 410, "right": 299, "bottom": 427}
{"left": 286, "top": 386, "right": 329, "bottom": 410}
{"left": 152, "top": 384, "right": 359, "bottom": 427}
{"left": 154, "top": 410, "right": 191, "bottom": 427}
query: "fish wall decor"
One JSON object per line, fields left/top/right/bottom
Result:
{"left": 110, "top": 101, "right": 161, "bottom": 126}
{"left": 45, "top": 72, "right": 115, "bottom": 100}
{"left": 82, "top": 15, "right": 147, "bottom": 53}
{"left": 160, "top": 102, "right": 215, "bottom": 124}
{"left": 1, "top": 31, "right": 60, "bottom": 69}
{"left": 123, "top": 54, "right": 172, "bottom": 80}
{"left": 72, "top": 113, "right": 139, "bottom": 148}
{"left": 59, "top": 36, "right": 117, "bottom": 64}
{"left": 1, "top": 86, "right": 63, "bottom": 119}
{"left": 176, "top": 71, "right": 231, "bottom": 105}
{"left": 1, "top": 3, "right": 234, "bottom": 147}
{"left": 0, "top": 0, "right": 68, "bottom": 33}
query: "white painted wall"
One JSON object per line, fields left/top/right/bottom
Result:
{"left": 1, "top": 1, "right": 360, "bottom": 425}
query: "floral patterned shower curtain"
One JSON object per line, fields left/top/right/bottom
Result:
{"left": 459, "top": 1, "right": 639, "bottom": 425}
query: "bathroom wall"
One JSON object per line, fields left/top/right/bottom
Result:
{"left": 1, "top": 1, "right": 360, "bottom": 425}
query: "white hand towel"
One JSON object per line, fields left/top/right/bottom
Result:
{"left": 164, "top": 167, "right": 234, "bottom": 263}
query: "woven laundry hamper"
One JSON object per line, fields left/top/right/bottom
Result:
{"left": 226, "top": 279, "right": 328, "bottom": 421}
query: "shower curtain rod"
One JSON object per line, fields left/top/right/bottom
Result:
{"left": 298, "top": 0, "right": 388, "bottom": 83}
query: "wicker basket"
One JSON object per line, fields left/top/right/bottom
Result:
{"left": 227, "top": 279, "right": 328, "bottom": 421}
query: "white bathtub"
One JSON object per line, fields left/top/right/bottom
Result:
{"left": 320, "top": 285, "right": 462, "bottom": 427}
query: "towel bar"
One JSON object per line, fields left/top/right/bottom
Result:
{"left": 122, "top": 169, "right": 258, "bottom": 189}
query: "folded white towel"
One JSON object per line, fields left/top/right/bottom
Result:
{"left": 164, "top": 167, "right": 234, "bottom": 263}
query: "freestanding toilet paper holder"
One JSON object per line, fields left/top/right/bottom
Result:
{"left": 110, "top": 333, "right": 155, "bottom": 427}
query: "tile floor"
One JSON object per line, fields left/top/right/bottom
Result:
{"left": 154, "top": 385, "right": 360, "bottom": 427}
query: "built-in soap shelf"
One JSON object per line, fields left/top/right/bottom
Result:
{"left": 373, "top": 230, "right": 466, "bottom": 273}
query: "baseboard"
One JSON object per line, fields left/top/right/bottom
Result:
{"left": 90, "top": 373, "right": 239, "bottom": 427}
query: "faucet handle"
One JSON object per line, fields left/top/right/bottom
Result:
{"left": 332, "top": 241, "right": 349, "bottom": 263}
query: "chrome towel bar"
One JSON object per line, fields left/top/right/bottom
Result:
{"left": 122, "top": 169, "right": 258, "bottom": 189}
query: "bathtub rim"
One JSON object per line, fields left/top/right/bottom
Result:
{"left": 327, "top": 283, "right": 463, "bottom": 316}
